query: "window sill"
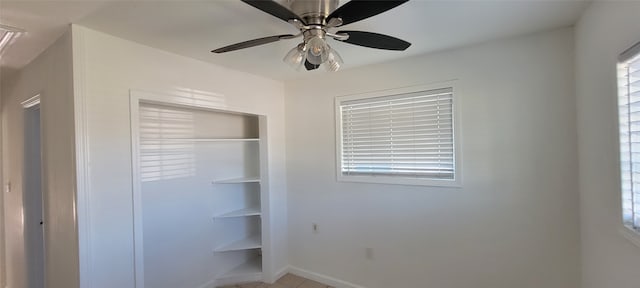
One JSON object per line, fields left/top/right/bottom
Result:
{"left": 619, "top": 226, "right": 640, "bottom": 248}
{"left": 337, "top": 174, "right": 462, "bottom": 188}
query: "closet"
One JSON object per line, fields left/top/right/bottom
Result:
{"left": 132, "top": 99, "right": 268, "bottom": 288}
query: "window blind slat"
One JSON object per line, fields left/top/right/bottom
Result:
{"left": 342, "top": 170, "right": 454, "bottom": 175}
{"left": 343, "top": 91, "right": 452, "bottom": 106}
{"left": 342, "top": 155, "right": 455, "bottom": 161}
{"left": 342, "top": 95, "right": 452, "bottom": 107}
{"left": 342, "top": 110, "right": 453, "bottom": 122}
{"left": 342, "top": 167, "right": 454, "bottom": 172}
{"left": 343, "top": 151, "right": 454, "bottom": 156}
{"left": 343, "top": 140, "right": 454, "bottom": 147}
{"left": 343, "top": 131, "right": 453, "bottom": 139}
{"left": 343, "top": 134, "right": 453, "bottom": 142}
{"left": 342, "top": 113, "right": 453, "bottom": 124}
{"left": 343, "top": 126, "right": 453, "bottom": 135}
{"left": 342, "top": 101, "right": 453, "bottom": 114}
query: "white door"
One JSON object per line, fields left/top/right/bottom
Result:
{"left": 23, "top": 104, "right": 44, "bottom": 288}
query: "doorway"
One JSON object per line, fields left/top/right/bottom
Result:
{"left": 23, "top": 96, "right": 44, "bottom": 288}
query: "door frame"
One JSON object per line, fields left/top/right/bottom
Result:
{"left": 21, "top": 94, "right": 45, "bottom": 287}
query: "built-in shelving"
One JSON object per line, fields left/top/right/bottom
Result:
{"left": 218, "top": 257, "right": 262, "bottom": 279}
{"left": 136, "top": 101, "right": 266, "bottom": 287}
{"left": 214, "top": 235, "right": 262, "bottom": 252}
{"left": 212, "top": 177, "right": 260, "bottom": 184}
{"left": 214, "top": 207, "right": 261, "bottom": 219}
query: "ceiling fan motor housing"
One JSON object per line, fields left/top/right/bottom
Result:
{"left": 287, "top": 0, "right": 339, "bottom": 25}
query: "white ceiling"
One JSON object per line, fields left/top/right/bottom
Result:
{"left": 0, "top": 0, "right": 587, "bottom": 80}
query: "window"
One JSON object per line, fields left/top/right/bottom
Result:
{"left": 618, "top": 41, "right": 640, "bottom": 233}
{"left": 335, "top": 85, "right": 460, "bottom": 186}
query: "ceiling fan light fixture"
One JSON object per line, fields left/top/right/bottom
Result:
{"left": 306, "top": 35, "right": 329, "bottom": 65}
{"left": 283, "top": 43, "right": 307, "bottom": 71}
{"left": 324, "top": 47, "right": 343, "bottom": 72}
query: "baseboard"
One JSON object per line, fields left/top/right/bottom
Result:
{"left": 213, "top": 274, "right": 262, "bottom": 287}
{"left": 194, "top": 266, "right": 361, "bottom": 288}
{"left": 273, "top": 265, "right": 289, "bottom": 283}
{"left": 287, "top": 266, "right": 366, "bottom": 288}
{"left": 195, "top": 278, "right": 217, "bottom": 288}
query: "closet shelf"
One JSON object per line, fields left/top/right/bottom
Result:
{"left": 218, "top": 257, "right": 262, "bottom": 279}
{"left": 214, "top": 207, "right": 261, "bottom": 219}
{"left": 212, "top": 177, "right": 260, "bottom": 184}
{"left": 214, "top": 235, "right": 262, "bottom": 252}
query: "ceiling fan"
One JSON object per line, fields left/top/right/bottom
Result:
{"left": 212, "top": 0, "right": 411, "bottom": 72}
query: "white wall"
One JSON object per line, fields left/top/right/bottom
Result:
{"left": 285, "top": 28, "right": 580, "bottom": 288}
{"left": 71, "top": 25, "right": 288, "bottom": 288}
{"left": 0, "top": 30, "right": 79, "bottom": 288}
{"left": 575, "top": 2, "right": 640, "bottom": 288}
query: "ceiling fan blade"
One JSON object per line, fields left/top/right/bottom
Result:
{"left": 304, "top": 59, "right": 320, "bottom": 71}
{"left": 337, "top": 31, "right": 411, "bottom": 51}
{"left": 212, "top": 34, "right": 295, "bottom": 53}
{"left": 241, "top": 0, "right": 305, "bottom": 24}
{"left": 327, "top": 0, "right": 409, "bottom": 26}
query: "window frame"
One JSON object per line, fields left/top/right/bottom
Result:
{"left": 334, "top": 81, "right": 462, "bottom": 187}
{"left": 617, "top": 41, "right": 640, "bottom": 240}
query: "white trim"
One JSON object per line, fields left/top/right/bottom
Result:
{"left": 21, "top": 94, "right": 40, "bottom": 108}
{"left": 0, "top": 99, "right": 5, "bottom": 288}
{"left": 0, "top": 24, "right": 24, "bottom": 32}
{"left": 73, "top": 25, "right": 93, "bottom": 288}
{"left": 287, "top": 266, "right": 366, "bottom": 288}
{"left": 619, "top": 40, "right": 640, "bottom": 63}
{"left": 214, "top": 274, "right": 263, "bottom": 287}
{"left": 129, "top": 89, "right": 272, "bottom": 287}
{"left": 620, "top": 226, "right": 640, "bottom": 248}
{"left": 334, "top": 80, "right": 463, "bottom": 187}
{"left": 272, "top": 265, "right": 289, "bottom": 284}
{"left": 129, "top": 95, "right": 144, "bottom": 288}
{"left": 0, "top": 124, "right": 4, "bottom": 288}
{"left": 258, "top": 115, "right": 273, "bottom": 283}
{"left": 194, "top": 278, "right": 217, "bottom": 288}
{"left": 130, "top": 89, "right": 250, "bottom": 116}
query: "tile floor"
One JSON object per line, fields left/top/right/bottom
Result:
{"left": 219, "top": 273, "right": 334, "bottom": 288}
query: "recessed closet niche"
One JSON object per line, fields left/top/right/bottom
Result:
{"left": 134, "top": 101, "right": 267, "bottom": 288}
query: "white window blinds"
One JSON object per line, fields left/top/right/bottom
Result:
{"left": 339, "top": 87, "right": 455, "bottom": 180}
{"left": 618, "top": 44, "right": 640, "bottom": 232}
